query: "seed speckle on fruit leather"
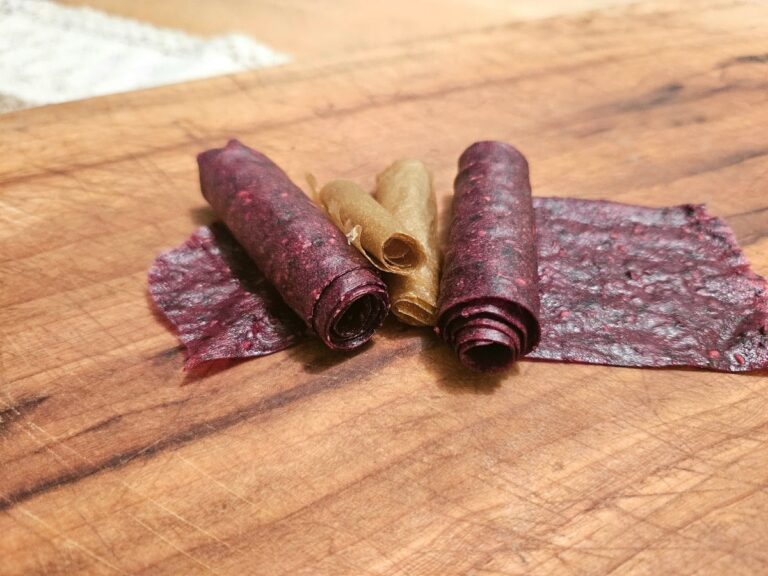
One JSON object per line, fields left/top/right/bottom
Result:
{"left": 436, "top": 141, "right": 542, "bottom": 372}
{"left": 148, "top": 140, "right": 768, "bottom": 374}
{"left": 530, "top": 198, "right": 768, "bottom": 372}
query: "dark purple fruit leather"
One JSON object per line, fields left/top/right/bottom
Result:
{"left": 150, "top": 140, "right": 388, "bottom": 368}
{"left": 148, "top": 224, "right": 305, "bottom": 369}
{"left": 149, "top": 140, "right": 768, "bottom": 374}
{"left": 436, "top": 141, "right": 541, "bottom": 372}
{"left": 530, "top": 198, "right": 768, "bottom": 372}
{"left": 436, "top": 141, "right": 768, "bottom": 373}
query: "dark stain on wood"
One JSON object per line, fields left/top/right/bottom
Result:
{"left": 0, "top": 339, "right": 418, "bottom": 513}
{"left": 612, "top": 82, "right": 685, "bottom": 113}
{"left": 721, "top": 53, "right": 768, "bottom": 66}
{"left": 1, "top": 398, "right": 190, "bottom": 467}
{"left": 689, "top": 147, "right": 768, "bottom": 177}
{"left": 0, "top": 396, "right": 49, "bottom": 434}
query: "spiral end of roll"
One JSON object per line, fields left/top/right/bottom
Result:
{"left": 438, "top": 299, "right": 539, "bottom": 373}
{"left": 313, "top": 268, "right": 390, "bottom": 351}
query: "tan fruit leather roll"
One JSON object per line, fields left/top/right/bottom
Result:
{"left": 376, "top": 160, "right": 440, "bottom": 326}
{"left": 319, "top": 179, "right": 425, "bottom": 274}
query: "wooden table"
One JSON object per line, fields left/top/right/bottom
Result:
{"left": 2, "top": 1, "right": 768, "bottom": 574}
{"left": 57, "top": 0, "right": 642, "bottom": 57}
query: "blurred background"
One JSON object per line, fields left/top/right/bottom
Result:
{"left": 1, "top": 0, "right": 639, "bottom": 113}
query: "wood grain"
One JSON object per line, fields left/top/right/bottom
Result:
{"left": 2, "top": 1, "right": 768, "bottom": 574}
{"left": 57, "top": 0, "right": 642, "bottom": 57}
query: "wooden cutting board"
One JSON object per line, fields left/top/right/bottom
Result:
{"left": 2, "top": 1, "right": 768, "bottom": 574}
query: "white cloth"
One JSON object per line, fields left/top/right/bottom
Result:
{"left": 0, "top": 0, "right": 289, "bottom": 111}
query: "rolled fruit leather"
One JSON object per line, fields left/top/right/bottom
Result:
{"left": 319, "top": 179, "right": 425, "bottom": 274}
{"left": 375, "top": 159, "right": 441, "bottom": 326}
{"left": 436, "top": 141, "right": 541, "bottom": 372}
{"left": 198, "top": 139, "right": 389, "bottom": 351}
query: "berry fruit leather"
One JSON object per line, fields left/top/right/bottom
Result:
{"left": 149, "top": 139, "right": 768, "bottom": 374}
{"left": 437, "top": 141, "right": 768, "bottom": 373}
{"left": 197, "top": 140, "right": 389, "bottom": 351}
{"left": 530, "top": 198, "right": 768, "bottom": 372}
{"left": 436, "top": 141, "right": 541, "bottom": 372}
{"left": 148, "top": 224, "right": 305, "bottom": 369}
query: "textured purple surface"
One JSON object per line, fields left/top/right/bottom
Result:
{"left": 148, "top": 140, "right": 768, "bottom": 373}
{"left": 197, "top": 140, "right": 388, "bottom": 350}
{"left": 148, "top": 225, "right": 305, "bottom": 369}
{"left": 436, "top": 141, "right": 541, "bottom": 372}
{"left": 531, "top": 198, "right": 768, "bottom": 372}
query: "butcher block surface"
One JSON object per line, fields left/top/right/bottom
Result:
{"left": 2, "top": 1, "right": 768, "bottom": 574}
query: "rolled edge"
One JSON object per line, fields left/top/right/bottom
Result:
{"left": 438, "top": 298, "right": 539, "bottom": 373}
{"left": 375, "top": 159, "right": 440, "bottom": 324}
{"left": 319, "top": 179, "right": 426, "bottom": 275}
{"left": 312, "top": 268, "right": 390, "bottom": 350}
{"left": 456, "top": 327, "right": 519, "bottom": 373}
{"left": 391, "top": 296, "right": 437, "bottom": 327}
{"left": 381, "top": 232, "right": 425, "bottom": 272}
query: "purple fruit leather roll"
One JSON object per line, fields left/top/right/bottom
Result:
{"left": 437, "top": 141, "right": 542, "bottom": 372}
{"left": 197, "top": 139, "right": 389, "bottom": 351}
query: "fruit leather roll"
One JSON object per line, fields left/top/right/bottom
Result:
{"left": 319, "top": 179, "right": 425, "bottom": 274}
{"left": 197, "top": 139, "right": 389, "bottom": 351}
{"left": 437, "top": 141, "right": 541, "bottom": 372}
{"left": 375, "top": 159, "right": 441, "bottom": 327}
